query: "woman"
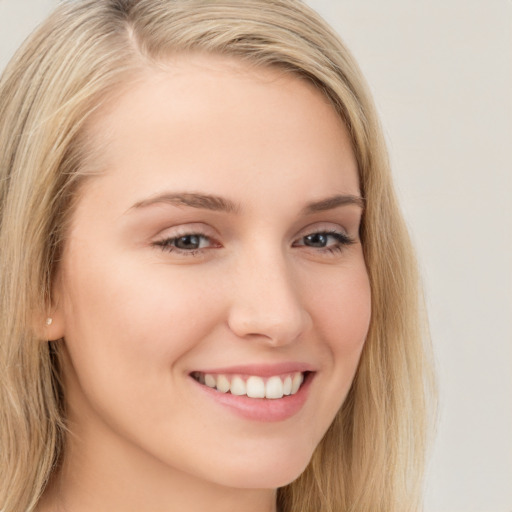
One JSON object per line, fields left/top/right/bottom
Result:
{"left": 0, "top": 1, "right": 436, "bottom": 511}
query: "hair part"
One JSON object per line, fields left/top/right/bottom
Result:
{"left": 0, "top": 1, "right": 436, "bottom": 511}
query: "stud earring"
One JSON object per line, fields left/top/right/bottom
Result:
{"left": 46, "top": 318, "right": 53, "bottom": 326}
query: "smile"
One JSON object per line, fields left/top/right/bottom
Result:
{"left": 190, "top": 371, "right": 306, "bottom": 399}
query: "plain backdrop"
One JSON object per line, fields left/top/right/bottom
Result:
{"left": 1, "top": 1, "right": 511, "bottom": 511}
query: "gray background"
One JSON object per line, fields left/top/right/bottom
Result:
{"left": 1, "top": 1, "right": 511, "bottom": 511}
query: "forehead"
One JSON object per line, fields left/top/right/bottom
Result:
{"left": 77, "top": 53, "right": 359, "bottom": 211}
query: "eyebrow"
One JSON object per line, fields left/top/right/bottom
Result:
{"left": 302, "top": 194, "right": 365, "bottom": 214}
{"left": 130, "top": 192, "right": 240, "bottom": 214}
{"left": 129, "top": 192, "right": 364, "bottom": 214}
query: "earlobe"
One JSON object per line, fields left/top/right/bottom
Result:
{"left": 45, "top": 315, "right": 65, "bottom": 341}
{"left": 43, "top": 303, "right": 66, "bottom": 342}
{"left": 44, "top": 269, "right": 67, "bottom": 341}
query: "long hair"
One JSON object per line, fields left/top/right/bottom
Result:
{"left": 0, "top": 1, "right": 436, "bottom": 511}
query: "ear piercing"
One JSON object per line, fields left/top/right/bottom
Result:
{"left": 46, "top": 318, "right": 53, "bottom": 326}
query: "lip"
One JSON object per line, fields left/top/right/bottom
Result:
{"left": 191, "top": 362, "right": 315, "bottom": 377}
{"left": 189, "top": 364, "right": 315, "bottom": 422}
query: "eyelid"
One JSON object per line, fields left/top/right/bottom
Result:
{"left": 293, "top": 229, "right": 354, "bottom": 245}
{"left": 294, "top": 221, "right": 353, "bottom": 239}
{"left": 152, "top": 222, "right": 219, "bottom": 241}
{"left": 291, "top": 223, "right": 357, "bottom": 256}
{"left": 150, "top": 222, "right": 357, "bottom": 258}
{"left": 151, "top": 223, "right": 222, "bottom": 255}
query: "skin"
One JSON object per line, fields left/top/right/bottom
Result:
{"left": 40, "top": 55, "right": 371, "bottom": 512}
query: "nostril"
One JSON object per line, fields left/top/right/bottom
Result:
{"left": 226, "top": 265, "right": 311, "bottom": 344}
{"left": 227, "top": 312, "right": 309, "bottom": 345}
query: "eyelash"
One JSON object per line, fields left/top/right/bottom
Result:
{"left": 153, "top": 233, "right": 217, "bottom": 257}
{"left": 292, "top": 230, "right": 355, "bottom": 254}
{"left": 153, "top": 229, "right": 355, "bottom": 257}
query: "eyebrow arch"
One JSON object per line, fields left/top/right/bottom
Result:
{"left": 302, "top": 194, "right": 365, "bottom": 214}
{"left": 129, "top": 191, "right": 364, "bottom": 215}
{"left": 129, "top": 192, "right": 241, "bottom": 214}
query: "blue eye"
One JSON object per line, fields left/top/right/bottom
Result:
{"left": 295, "top": 230, "right": 354, "bottom": 253}
{"left": 153, "top": 229, "right": 354, "bottom": 257}
{"left": 154, "top": 233, "right": 214, "bottom": 254}
{"left": 173, "top": 235, "right": 203, "bottom": 250}
{"left": 303, "top": 233, "right": 332, "bottom": 248}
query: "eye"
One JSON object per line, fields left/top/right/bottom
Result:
{"left": 172, "top": 234, "right": 207, "bottom": 250}
{"left": 153, "top": 233, "right": 218, "bottom": 255}
{"left": 293, "top": 230, "right": 355, "bottom": 253}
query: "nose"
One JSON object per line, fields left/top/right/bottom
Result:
{"left": 226, "top": 251, "right": 312, "bottom": 346}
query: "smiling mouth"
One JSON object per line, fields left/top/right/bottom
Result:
{"left": 190, "top": 371, "right": 309, "bottom": 399}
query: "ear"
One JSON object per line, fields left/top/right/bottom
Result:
{"left": 41, "top": 274, "right": 67, "bottom": 342}
{"left": 44, "top": 306, "right": 66, "bottom": 342}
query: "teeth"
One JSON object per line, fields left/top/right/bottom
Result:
{"left": 265, "top": 376, "right": 284, "bottom": 399}
{"left": 230, "top": 376, "right": 246, "bottom": 396}
{"left": 291, "top": 372, "right": 303, "bottom": 394}
{"left": 283, "top": 375, "right": 292, "bottom": 395}
{"left": 197, "top": 371, "right": 306, "bottom": 399}
{"left": 204, "top": 374, "right": 216, "bottom": 388}
{"left": 246, "top": 376, "right": 265, "bottom": 398}
{"left": 216, "top": 374, "right": 230, "bottom": 393}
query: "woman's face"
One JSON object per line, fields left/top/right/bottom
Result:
{"left": 51, "top": 55, "right": 371, "bottom": 491}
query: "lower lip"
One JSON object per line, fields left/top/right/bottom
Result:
{"left": 192, "top": 373, "right": 313, "bottom": 422}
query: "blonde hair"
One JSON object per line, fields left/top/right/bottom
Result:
{"left": 0, "top": 1, "right": 436, "bottom": 511}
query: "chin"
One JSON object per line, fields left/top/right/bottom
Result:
{"left": 209, "top": 447, "right": 314, "bottom": 489}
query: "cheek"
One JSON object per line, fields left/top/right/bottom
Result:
{"left": 308, "top": 261, "right": 372, "bottom": 358}
{"left": 303, "top": 257, "right": 371, "bottom": 427}
{"left": 286, "top": 259, "right": 370, "bottom": 452}
{"left": 64, "top": 249, "right": 215, "bottom": 339}
{"left": 58, "top": 247, "right": 224, "bottom": 404}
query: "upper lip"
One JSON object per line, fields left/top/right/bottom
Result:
{"left": 190, "top": 362, "right": 315, "bottom": 377}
